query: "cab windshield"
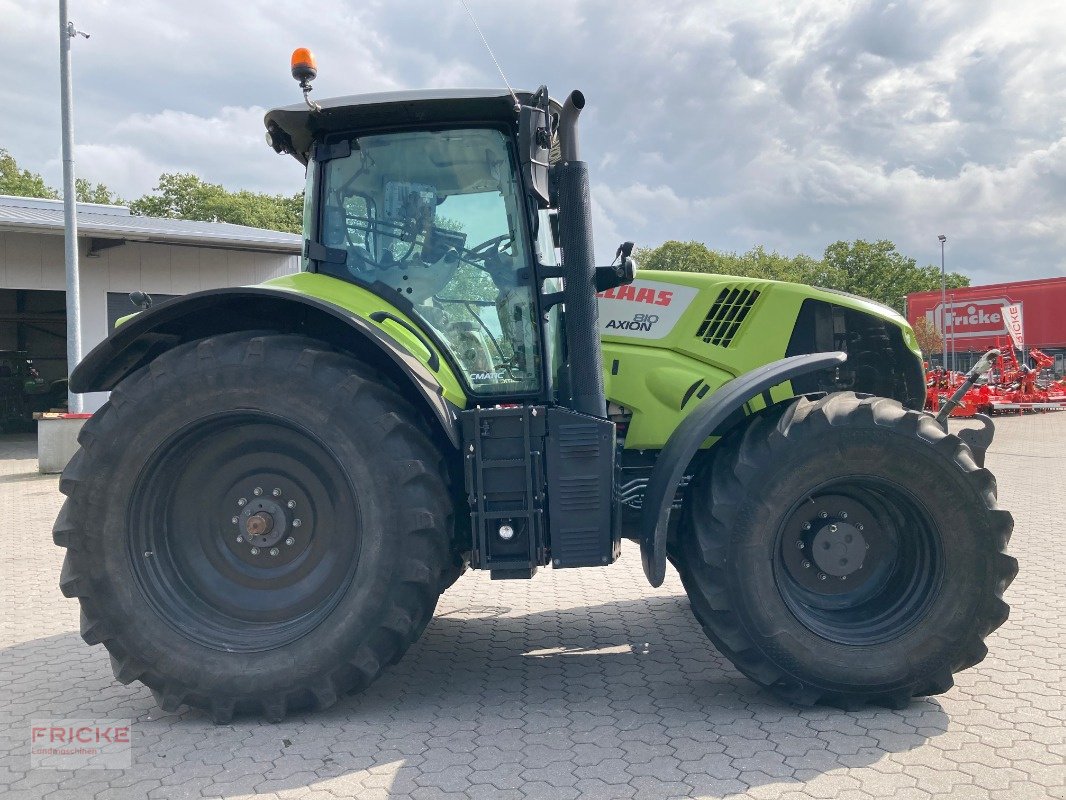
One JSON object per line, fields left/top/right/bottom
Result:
{"left": 317, "top": 127, "right": 540, "bottom": 395}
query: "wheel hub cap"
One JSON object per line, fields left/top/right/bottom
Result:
{"left": 245, "top": 512, "right": 274, "bottom": 537}
{"left": 811, "top": 522, "right": 867, "bottom": 577}
{"left": 780, "top": 494, "right": 885, "bottom": 597}
{"left": 228, "top": 483, "right": 313, "bottom": 565}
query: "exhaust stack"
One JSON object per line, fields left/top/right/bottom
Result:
{"left": 554, "top": 90, "right": 606, "bottom": 419}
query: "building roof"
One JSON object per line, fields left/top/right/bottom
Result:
{"left": 907, "top": 274, "right": 1066, "bottom": 301}
{"left": 0, "top": 195, "right": 302, "bottom": 254}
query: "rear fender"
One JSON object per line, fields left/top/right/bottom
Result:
{"left": 70, "top": 287, "right": 461, "bottom": 448}
{"left": 639, "top": 351, "right": 847, "bottom": 587}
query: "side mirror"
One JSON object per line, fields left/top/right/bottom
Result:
{"left": 595, "top": 257, "right": 637, "bottom": 292}
{"left": 519, "top": 86, "right": 551, "bottom": 206}
{"left": 129, "top": 291, "right": 153, "bottom": 310}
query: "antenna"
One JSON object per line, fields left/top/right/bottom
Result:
{"left": 457, "top": 0, "right": 521, "bottom": 112}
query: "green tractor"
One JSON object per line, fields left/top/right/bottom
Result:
{"left": 55, "top": 54, "right": 1016, "bottom": 722}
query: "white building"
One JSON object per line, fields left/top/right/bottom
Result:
{"left": 0, "top": 195, "right": 300, "bottom": 411}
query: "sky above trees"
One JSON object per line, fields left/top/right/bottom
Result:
{"left": 2, "top": 0, "right": 1064, "bottom": 285}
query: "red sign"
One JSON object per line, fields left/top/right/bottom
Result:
{"left": 907, "top": 276, "right": 1066, "bottom": 351}
{"left": 938, "top": 298, "right": 1009, "bottom": 340}
{"left": 1002, "top": 303, "right": 1024, "bottom": 349}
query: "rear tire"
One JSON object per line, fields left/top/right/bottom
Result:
{"left": 55, "top": 332, "right": 455, "bottom": 722}
{"left": 675, "top": 392, "right": 1017, "bottom": 708}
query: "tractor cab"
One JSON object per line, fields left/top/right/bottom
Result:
{"left": 318, "top": 126, "right": 541, "bottom": 393}
{"left": 265, "top": 86, "right": 567, "bottom": 402}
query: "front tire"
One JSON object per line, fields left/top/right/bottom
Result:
{"left": 55, "top": 333, "right": 455, "bottom": 722}
{"left": 675, "top": 392, "right": 1017, "bottom": 708}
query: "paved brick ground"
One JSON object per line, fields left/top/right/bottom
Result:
{"left": 1, "top": 414, "right": 1064, "bottom": 799}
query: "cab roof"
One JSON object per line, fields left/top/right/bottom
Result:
{"left": 264, "top": 88, "right": 541, "bottom": 163}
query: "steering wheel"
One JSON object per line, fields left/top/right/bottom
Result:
{"left": 465, "top": 234, "right": 515, "bottom": 289}
{"left": 465, "top": 234, "right": 513, "bottom": 264}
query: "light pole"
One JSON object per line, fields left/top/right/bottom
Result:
{"left": 59, "top": 0, "right": 89, "bottom": 413}
{"left": 938, "top": 234, "right": 948, "bottom": 372}
{"left": 950, "top": 290, "right": 957, "bottom": 373}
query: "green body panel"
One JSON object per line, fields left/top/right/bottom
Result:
{"left": 261, "top": 272, "right": 469, "bottom": 407}
{"left": 600, "top": 270, "right": 921, "bottom": 450}
{"left": 115, "top": 268, "right": 919, "bottom": 451}
{"left": 264, "top": 268, "right": 920, "bottom": 451}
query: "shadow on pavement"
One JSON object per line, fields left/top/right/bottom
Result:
{"left": 0, "top": 596, "right": 950, "bottom": 798}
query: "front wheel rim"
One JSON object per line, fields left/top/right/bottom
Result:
{"left": 775, "top": 479, "right": 943, "bottom": 646}
{"left": 129, "top": 411, "right": 361, "bottom": 652}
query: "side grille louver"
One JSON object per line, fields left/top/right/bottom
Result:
{"left": 695, "top": 286, "right": 762, "bottom": 347}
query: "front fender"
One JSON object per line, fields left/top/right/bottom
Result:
{"left": 71, "top": 287, "right": 461, "bottom": 448}
{"left": 639, "top": 351, "right": 847, "bottom": 587}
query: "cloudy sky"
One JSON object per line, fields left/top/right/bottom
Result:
{"left": 3, "top": 0, "right": 1064, "bottom": 284}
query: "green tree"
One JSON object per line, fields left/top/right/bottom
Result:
{"left": 0, "top": 148, "right": 58, "bottom": 199}
{"left": 130, "top": 173, "right": 302, "bottom": 234}
{"left": 821, "top": 239, "right": 968, "bottom": 314}
{"left": 636, "top": 240, "right": 833, "bottom": 285}
{"left": 75, "top": 177, "right": 123, "bottom": 205}
{"left": 637, "top": 238, "right": 970, "bottom": 315}
{"left": 636, "top": 240, "right": 729, "bottom": 273}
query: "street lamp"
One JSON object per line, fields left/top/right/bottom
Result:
{"left": 59, "top": 0, "right": 89, "bottom": 413}
{"left": 938, "top": 234, "right": 948, "bottom": 372}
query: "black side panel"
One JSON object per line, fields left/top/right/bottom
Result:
{"left": 545, "top": 408, "right": 619, "bottom": 568}
{"left": 461, "top": 406, "right": 547, "bottom": 578}
{"left": 460, "top": 405, "right": 618, "bottom": 576}
{"left": 786, "top": 299, "right": 926, "bottom": 409}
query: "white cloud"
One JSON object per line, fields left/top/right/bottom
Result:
{"left": 2, "top": 0, "right": 1064, "bottom": 283}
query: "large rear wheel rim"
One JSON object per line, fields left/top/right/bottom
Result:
{"left": 774, "top": 478, "right": 944, "bottom": 646}
{"left": 129, "top": 411, "right": 361, "bottom": 652}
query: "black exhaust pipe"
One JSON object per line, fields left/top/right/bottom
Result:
{"left": 554, "top": 90, "right": 606, "bottom": 419}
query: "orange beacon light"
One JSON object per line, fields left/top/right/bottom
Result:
{"left": 291, "top": 48, "right": 317, "bottom": 84}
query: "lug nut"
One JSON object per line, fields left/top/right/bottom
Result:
{"left": 818, "top": 572, "right": 827, "bottom": 581}
{"left": 802, "top": 522, "right": 811, "bottom": 531}
{"left": 287, "top": 500, "right": 296, "bottom": 509}
{"left": 293, "top": 519, "right": 302, "bottom": 527}
{"left": 802, "top": 560, "right": 811, "bottom": 569}
{"left": 796, "top": 540, "right": 804, "bottom": 549}
{"left": 857, "top": 524, "right": 864, "bottom": 531}
{"left": 236, "top": 536, "right": 244, "bottom": 543}
{"left": 253, "top": 487, "right": 263, "bottom": 496}
{"left": 272, "top": 488, "right": 281, "bottom": 497}
{"left": 819, "top": 511, "right": 828, "bottom": 519}
{"left": 285, "top": 537, "right": 295, "bottom": 546}
{"left": 250, "top": 547, "right": 260, "bottom": 555}
{"left": 269, "top": 547, "right": 279, "bottom": 556}
{"left": 828, "top": 524, "right": 838, "bottom": 532}
{"left": 238, "top": 498, "right": 247, "bottom": 507}
{"left": 840, "top": 511, "right": 848, "bottom": 519}
{"left": 231, "top": 516, "right": 239, "bottom": 525}
{"left": 841, "top": 575, "right": 848, "bottom": 581}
